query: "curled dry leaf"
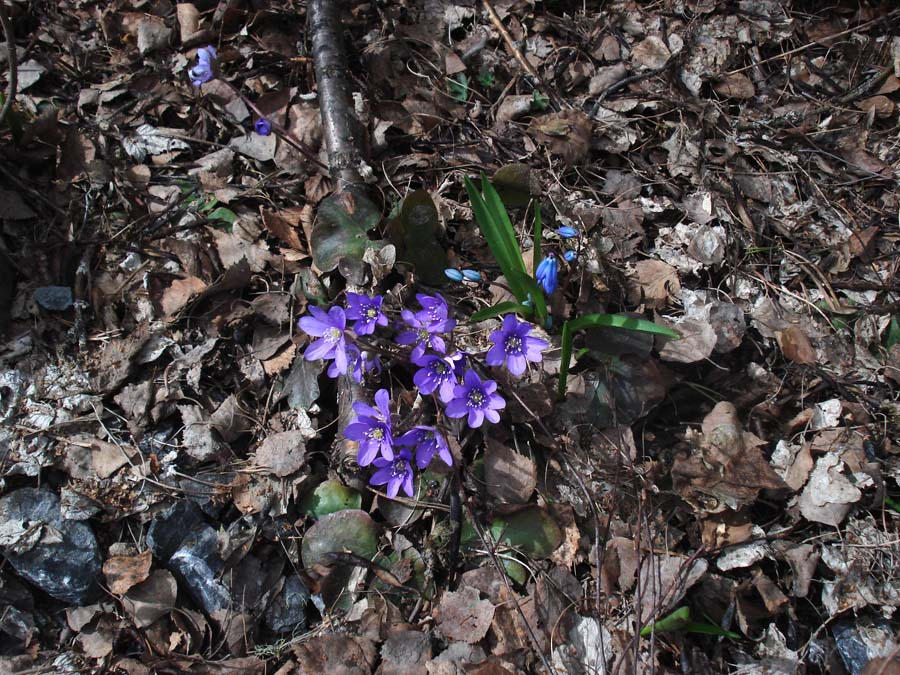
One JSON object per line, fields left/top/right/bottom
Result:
{"left": 103, "top": 549, "right": 152, "bottom": 595}
{"left": 527, "top": 110, "right": 593, "bottom": 164}
{"left": 483, "top": 437, "right": 536, "bottom": 504}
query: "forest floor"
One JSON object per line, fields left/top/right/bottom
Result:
{"left": 1, "top": 0, "right": 899, "bottom": 673}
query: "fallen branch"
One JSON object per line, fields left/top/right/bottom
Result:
{"left": 307, "top": 0, "right": 365, "bottom": 472}
{"left": 0, "top": 0, "right": 16, "bottom": 128}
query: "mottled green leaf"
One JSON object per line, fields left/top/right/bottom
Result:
{"left": 299, "top": 480, "right": 362, "bottom": 519}
{"left": 310, "top": 187, "right": 381, "bottom": 272}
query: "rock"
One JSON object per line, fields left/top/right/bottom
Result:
{"left": 0, "top": 488, "right": 102, "bottom": 604}
{"left": 265, "top": 576, "right": 310, "bottom": 633}
{"left": 146, "top": 500, "right": 230, "bottom": 614}
{"left": 33, "top": 286, "right": 73, "bottom": 311}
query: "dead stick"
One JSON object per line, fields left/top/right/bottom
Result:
{"left": 307, "top": 0, "right": 365, "bottom": 473}
{"left": 0, "top": 0, "right": 16, "bottom": 128}
{"left": 481, "top": 0, "right": 563, "bottom": 110}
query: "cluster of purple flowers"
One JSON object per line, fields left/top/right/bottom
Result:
{"left": 298, "top": 291, "right": 549, "bottom": 496}
{"left": 298, "top": 292, "right": 387, "bottom": 383}
{"left": 344, "top": 388, "right": 452, "bottom": 498}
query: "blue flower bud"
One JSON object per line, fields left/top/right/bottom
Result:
{"left": 556, "top": 226, "right": 578, "bottom": 239}
{"left": 535, "top": 254, "right": 558, "bottom": 295}
{"left": 254, "top": 118, "right": 272, "bottom": 136}
{"left": 461, "top": 269, "right": 481, "bottom": 281}
{"left": 563, "top": 249, "right": 577, "bottom": 262}
{"left": 444, "top": 268, "right": 464, "bottom": 282}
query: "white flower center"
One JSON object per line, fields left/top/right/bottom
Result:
{"left": 325, "top": 327, "right": 342, "bottom": 343}
{"left": 467, "top": 389, "right": 484, "bottom": 408}
{"left": 505, "top": 335, "right": 522, "bottom": 355}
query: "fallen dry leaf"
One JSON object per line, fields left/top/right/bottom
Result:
{"left": 631, "top": 36, "right": 670, "bottom": 69}
{"left": 775, "top": 325, "right": 817, "bottom": 365}
{"left": 103, "top": 549, "right": 152, "bottom": 595}
{"left": 161, "top": 276, "right": 207, "bottom": 318}
{"left": 253, "top": 430, "right": 307, "bottom": 477}
{"left": 436, "top": 585, "right": 495, "bottom": 644}
{"left": 626, "top": 259, "right": 681, "bottom": 309}
{"left": 122, "top": 570, "right": 177, "bottom": 628}
{"left": 483, "top": 437, "right": 536, "bottom": 503}
{"left": 528, "top": 110, "right": 593, "bottom": 164}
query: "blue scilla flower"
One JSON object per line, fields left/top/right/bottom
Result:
{"left": 444, "top": 268, "right": 464, "bottom": 282}
{"left": 556, "top": 226, "right": 578, "bottom": 239}
{"left": 535, "top": 254, "right": 558, "bottom": 295}
{"left": 563, "top": 249, "right": 577, "bottom": 262}
{"left": 461, "top": 269, "right": 481, "bottom": 281}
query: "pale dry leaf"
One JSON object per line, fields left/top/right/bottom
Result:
{"left": 631, "top": 36, "right": 670, "bottom": 69}
{"left": 103, "top": 549, "right": 152, "bottom": 595}
{"left": 775, "top": 325, "right": 816, "bottom": 365}
{"left": 713, "top": 73, "right": 756, "bottom": 99}
{"left": 161, "top": 276, "right": 207, "bottom": 318}
{"left": 528, "top": 110, "right": 593, "bottom": 164}
{"left": 262, "top": 207, "right": 306, "bottom": 250}
{"left": 483, "top": 437, "right": 536, "bottom": 503}
{"left": 254, "top": 430, "right": 306, "bottom": 477}
{"left": 626, "top": 259, "right": 681, "bottom": 309}
{"left": 437, "top": 586, "right": 495, "bottom": 644}
{"left": 90, "top": 439, "right": 137, "bottom": 479}
{"left": 263, "top": 343, "right": 297, "bottom": 376}
{"left": 122, "top": 569, "right": 178, "bottom": 628}
{"left": 659, "top": 318, "right": 716, "bottom": 363}
{"left": 797, "top": 452, "right": 860, "bottom": 526}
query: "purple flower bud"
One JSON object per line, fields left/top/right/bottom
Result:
{"left": 254, "top": 118, "right": 272, "bottom": 136}
{"left": 189, "top": 46, "right": 217, "bottom": 87}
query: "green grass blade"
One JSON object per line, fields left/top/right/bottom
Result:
{"left": 480, "top": 175, "right": 526, "bottom": 275}
{"left": 508, "top": 271, "right": 547, "bottom": 328}
{"left": 557, "top": 319, "right": 573, "bottom": 400}
{"left": 470, "top": 302, "right": 533, "bottom": 322}
{"left": 532, "top": 201, "right": 542, "bottom": 276}
{"left": 464, "top": 176, "right": 529, "bottom": 302}
{"left": 568, "top": 313, "right": 681, "bottom": 339}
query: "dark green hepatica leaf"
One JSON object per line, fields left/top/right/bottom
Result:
{"left": 387, "top": 189, "right": 448, "bottom": 285}
{"left": 490, "top": 505, "right": 562, "bottom": 559}
{"left": 301, "top": 509, "right": 378, "bottom": 568}
{"left": 299, "top": 480, "right": 362, "bottom": 519}
{"left": 492, "top": 163, "right": 535, "bottom": 209}
{"left": 310, "top": 187, "right": 382, "bottom": 272}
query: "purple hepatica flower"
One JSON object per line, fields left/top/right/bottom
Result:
{"left": 345, "top": 344, "right": 381, "bottom": 382}
{"left": 345, "top": 292, "right": 388, "bottom": 335}
{"left": 397, "top": 426, "right": 452, "bottom": 469}
{"left": 486, "top": 314, "right": 549, "bottom": 376}
{"left": 344, "top": 388, "right": 393, "bottom": 466}
{"left": 446, "top": 370, "right": 505, "bottom": 428}
{"left": 535, "top": 253, "right": 558, "bottom": 295}
{"left": 397, "top": 313, "right": 447, "bottom": 361}
{"left": 254, "top": 118, "right": 272, "bottom": 136}
{"left": 370, "top": 448, "right": 415, "bottom": 498}
{"left": 412, "top": 353, "right": 459, "bottom": 402}
{"left": 414, "top": 293, "right": 455, "bottom": 331}
{"left": 299, "top": 306, "right": 350, "bottom": 375}
{"left": 189, "top": 46, "right": 217, "bottom": 86}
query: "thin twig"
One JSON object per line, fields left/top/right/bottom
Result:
{"left": 481, "top": 0, "right": 564, "bottom": 110}
{"left": 0, "top": 0, "right": 15, "bottom": 128}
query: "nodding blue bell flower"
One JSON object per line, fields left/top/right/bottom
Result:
{"left": 189, "top": 46, "right": 217, "bottom": 86}
{"left": 254, "top": 118, "right": 272, "bottom": 136}
{"left": 563, "top": 249, "right": 577, "bottom": 263}
{"left": 556, "top": 226, "right": 578, "bottom": 239}
{"left": 461, "top": 269, "right": 481, "bottom": 282}
{"left": 535, "top": 254, "right": 558, "bottom": 295}
{"left": 444, "top": 268, "right": 464, "bottom": 282}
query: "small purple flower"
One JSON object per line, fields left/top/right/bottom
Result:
{"left": 413, "top": 293, "right": 455, "bottom": 331}
{"left": 346, "top": 344, "right": 381, "bottom": 382}
{"left": 446, "top": 370, "right": 505, "bottom": 428}
{"left": 369, "top": 448, "right": 415, "bottom": 498}
{"left": 397, "top": 313, "right": 448, "bottom": 361}
{"left": 299, "top": 306, "right": 350, "bottom": 375}
{"left": 345, "top": 292, "right": 388, "bottom": 335}
{"left": 486, "top": 315, "right": 549, "bottom": 376}
{"left": 412, "top": 353, "right": 459, "bottom": 402}
{"left": 344, "top": 389, "right": 393, "bottom": 466}
{"left": 189, "top": 46, "right": 217, "bottom": 86}
{"left": 535, "top": 254, "right": 558, "bottom": 295}
{"left": 397, "top": 426, "right": 452, "bottom": 469}
{"left": 254, "top": 118, "right": 272, "bottom": 136}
